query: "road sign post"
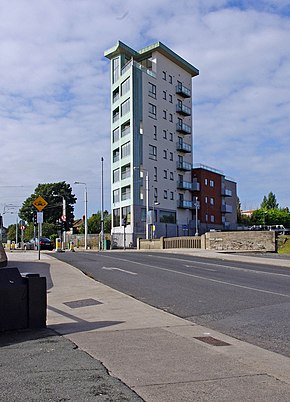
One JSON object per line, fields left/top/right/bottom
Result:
{"left": 32, "top": 196, "right": 48, "bottom": 260}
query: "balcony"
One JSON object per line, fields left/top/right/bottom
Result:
{"left": 221, "top": 204, "right": 233, "bottom": 213}
{"left": 177, "top": 180, "right": 193, "bottom": 190}
{"left": 176, "top": 83, "right": 191, "bottom": 98}
{"left": 177, "top": 161, "right": 192, "bottom": 171}
{"left": 176, "top": 141, "right": 191, "bottom": 153}
{"left": 176, "top": 122, "right": 191, "bottom": 134}
{"left": 177, "top": 199, "right": 193, "bottom": 209}
{"left": 221, "top": 188, "right": 232, "bottom": 197}
{"left": 192, "top": 181, "right": 200, "bottom": 191}
{"left": 176, "top": 103, "right": 191, "bottom": 116}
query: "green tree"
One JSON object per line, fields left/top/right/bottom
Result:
{"left": 260, "top": 192, "right": 279, "bottom": 210}
{"left": 7, "top": 224, "right": 20, "bottom": 242}
{"left": 19, "top": 182, "right": 76, "bottom": 228}
{"left": 251, "top": 208, "right": 290, "bottom": 227}
{"left": 83, "top": 211, "right": 111, "bottom": 234}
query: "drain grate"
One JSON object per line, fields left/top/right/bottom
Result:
{"left": 64, "top": 298, "right": 103, "bottom": 309}
{"left": 194, "top": 336, "right": 230, "bottom": 346}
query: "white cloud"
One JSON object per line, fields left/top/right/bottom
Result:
{"left": 0, "top": 0, "right": 289, "bottom": 226}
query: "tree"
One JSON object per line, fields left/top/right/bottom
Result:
{"left": 83, "top": 211, "right": 111, "bottom": 234}
{"left": 251, "top": 208, "right": 290, "bottom": 227}
{"left": 19, "top": 182, "right": 76, "bottom": 228}
{"left": 260, "top": 192, "right": 279, "bottom": 210}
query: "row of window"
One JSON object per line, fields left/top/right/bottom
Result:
{"left": 148, "top": 145, "right": 174, "bottom": 161}
{"left": 112, "top": 121, "right": 131, "bottom": 143}
{"left": 112, "top": 207, "right": 177, "bottom": 227}
{"left": 204, "top": 178, "right": 214, "bottom": 187}
{"left": 113, "top": 141, "right": 130, "bottom": 163}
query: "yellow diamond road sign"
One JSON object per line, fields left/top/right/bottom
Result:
{"left": 32, "top": 196, "right": 48, "bottom": 211}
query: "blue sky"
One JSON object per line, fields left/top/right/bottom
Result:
{"left": 1, "top": 0, "right": 289, "bottom": 226}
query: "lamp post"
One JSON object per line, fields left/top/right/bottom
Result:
{"left": 194, "top": 196, "right": 199, "bottom": 236}
{"left": 152, "top": 201, "right": 160, "bottom": 239}
{"left": 101, "top": 157, "right": 104, "bottom": 250}
{"left": 74, "top": 182, "right": 88, "bottom": 250}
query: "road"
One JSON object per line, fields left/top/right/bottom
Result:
{"left": 52, "top": 251, "right": 290, "bottom": 357}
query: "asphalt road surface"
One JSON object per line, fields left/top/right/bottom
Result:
{"left": 52, "top": 251, "right": 290, "bottom": 357}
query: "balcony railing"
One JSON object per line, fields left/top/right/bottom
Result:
{"left": 176, "top": 103, "right": 191, "bottom": 116}
{"left": 176, "top": 122, "right": 191, "bottom": 134}
{"left": 176, "top": 141, "right": 191, "bottom": 153}
{"left": 176, "top": 161, "right": 192, "bottom": 171}
{"left": 192, "top": 181, "right": 200, "bottom": 191}
{"left": 221, "top": 188, "right": 233, "bottom": 197}
{"left": 177, "top": 200, "right": 193, "bottom": 209}
{"left": 113, "top": 113, "right": 119, "bottom": 123}
{"left": 176, "top": 83, "right": 191, "bottom": 98}
{"left": 221, "top": 204, "right": 233, "bottom": 213}
{"left": 177, "top": 180, "right": 193, "bottom": 190}
{"left": 121, "top": 126, "right": 130, "bottom": 138}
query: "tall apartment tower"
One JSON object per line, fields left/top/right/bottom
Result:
{"left": 105, "top": 41, "right": 199, "bottom": 246}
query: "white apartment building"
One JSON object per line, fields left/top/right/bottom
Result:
{"left": 104, "top": 41, "right": 199, "bottom": 246}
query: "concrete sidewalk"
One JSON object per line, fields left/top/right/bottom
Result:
{"left": 4, "top": 251, "right": 290, "bottom": 401}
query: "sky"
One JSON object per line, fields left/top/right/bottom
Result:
{"left": 1, "top": 0, "right": 289, "bottom": 226}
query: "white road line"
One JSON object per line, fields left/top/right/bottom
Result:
{"left": 100, "top": 256, "right": 290, "bottom": 298}
{"left": 101, "top": 266, "right": 137, "bottom": 275}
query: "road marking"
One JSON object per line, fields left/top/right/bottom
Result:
{"left": 101, "top": 266, "right": 137, "bottom": 276}
{"left": 100, "top": 256, "right": 290, "bottom": 298}
{"left": 184, "top": 264, "right": 217, "bottom": 272}
{"left": 152, "top": 255, "right": 290, "bottom": 278}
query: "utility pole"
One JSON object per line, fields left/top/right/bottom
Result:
{"left": 101, "top": 157, "right": 104, "bottom": 250}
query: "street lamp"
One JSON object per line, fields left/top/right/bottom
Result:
{"left": 194, "top": 196, "right": 199, "bottom": 236}
{"left": 101, "top": 157, "right": 104, "bottom": 250}
{"left": 152, "top": 201, "right": 160, "bottom": 239}
{"left": 74, "top": 182, "right": 88, "bottom": 250}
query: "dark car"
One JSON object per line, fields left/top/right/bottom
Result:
{"left": 24, "top": 237, "right": 54, "bottom": 251}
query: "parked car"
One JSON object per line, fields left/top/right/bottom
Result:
{"left": 24, "top": 237, "right": 54, "bottom": 251}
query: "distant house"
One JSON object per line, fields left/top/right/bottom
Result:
{"left": 241, "top": 210, "right": 255, "bottom": 217}
{"left": 72, "top": 219, "right": 84, "bottom": 234}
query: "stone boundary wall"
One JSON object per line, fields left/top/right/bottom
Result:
{"left": 0, "top": 242, "right": 7, "bottom": 267}
{"left": 205, "top": 231, "right": 276, "bottom": 252}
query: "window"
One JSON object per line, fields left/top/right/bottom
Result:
{"left": 162, "top": 71, "right": 166, "bottom": 80}
{"left": 205, "top": 178, "right": 208, "bottom": 186}
{"left": 121, "top": 185, "right": 131, "bottom": 201}
{"left": 211, "top": 215, "right": 215, "bottom": 223}
{"left": 112, "top": 57, "right": 119, "bottom": 83}
{"left": 113, "top": 168, "right": 120, "bottom": 183}
{"left": 154, "top": 188, "right": 158, "bottom": 203}
{"left": 163, "top": 150, "right": 167, "bottom": 159}
{"left": 163, "top": 129, "right": 167, "bottom": 139}
{"left": 169, "top": 94, "right": 173, "bottom": 103}
{"left": 169, "top": 75, "right": 173, "bottom": 84}
{"left": 113, "top": 128, "right": 119, "bottom": 143}
{"left": 121, "top": 142, "right": 130, "bottom": 158}
{"left": 121, "top": 77, "right": 130, "bottom": 95}
{"left": 149, "top": 82, "right": 156, "bottom": 98}
{"left": 149, "top": 103, "right": 157, "bottom": 118}
{"left": 163, "top": 91, "right": 167, "bottom": 100}
{"left": 160, "top": 210, "right": 176, "bottom": 223}
{"left": 210, "top": 197, "right": 214, "bottom": 205}
{"left": 169, "top": 132, "right": 173, "bottom": 141}
{"left": 164, "top": 170, "right": 168, "bottom": 179}
{"left": 210, "top": 180, "right": 214, "bottom": 188}
{"left": 163, "top": 110, "right": 167, "bottom": 119}
{"left": 170, "top": 152, "right": 173, "bottom": 161}
{"left": 122, "top": 206, "right": 131, "bottom": 224}
{"left": 149, "top": 144, "right": 157, "bottom": 160}
{"left": 170, "top": 191, "right": 174, "bottom": 200}
{"left": 205, "top": 196, "right": 208, "bottom": 204}
{"left": 154, "top": 167, "right": 158, "bottom": 181}
{"left": 164, "top": 190, "right": 168, "bottom": 199}
{"left": 153, "top": 125, "right": 157, "bottom": 140}
{"left": 113, "top": 148, "right": 119, "bottom": 163}
{"left": 169, "top": 113, "right": 173, "bottom": 122}
{"left": 113, "top": 208, "right": 120, "bottom": 227}
{"left": 113, "top": 108, "right": 119, "bottom": 123}
{"left": 121, "top": 164, "right": 131, "bottom": 180}
{"left": 205, "top": 213, "right": 208, "bottom": 222}
{"left": 113, "top": 87, "right": 119, "bottom": 103}
{"left": 170, "top": 172, "right": 174, "bottom": 180}
{"left": 113, "top": 189, "right": 120, "bottom": 203}
{"left": 121, "top": 121, "right": 130, "bottom": 138}
{"left": 121, "top": 98, "right": 130, "bottom": 116}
